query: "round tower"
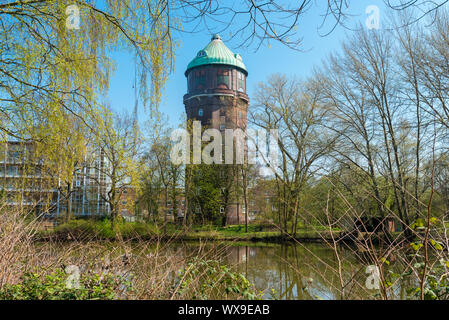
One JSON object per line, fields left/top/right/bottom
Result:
{"left": 184, "top": 34, "right": 249, "bottom": 225}
{"left": 184, "top": 34, "right": 248, "bottom": 129}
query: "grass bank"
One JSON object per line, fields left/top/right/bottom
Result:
{"left": 38, "top": 219, "right": 342, "bottom": 243}
{"left": 184, "top": 224, "right": 341, "bottom": 242}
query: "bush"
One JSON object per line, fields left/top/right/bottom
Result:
{"left": 118, "top": 221, "right": 160, "bottom": 238}
{"left": 174, "top": 258, "right": 261, "bottom": 300}
{"left": 0, "top": 267, "right": 131, "bottom": 300}
{"left": 49, "top": 219, "right": 161, "bottom": 240}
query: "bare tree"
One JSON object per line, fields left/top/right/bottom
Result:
{"left": 251, "top": 74, "right": 335, "bottom": 235}
{"left": 90, "top": 109, "right": 142, "bottom": 226}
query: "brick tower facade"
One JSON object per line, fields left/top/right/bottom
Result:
{"left": 183, "top": 34, "right": 249, "bottom": 225}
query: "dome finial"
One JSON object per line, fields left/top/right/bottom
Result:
{"left": 211, "top": 34, "right": 221, "bottom": 41}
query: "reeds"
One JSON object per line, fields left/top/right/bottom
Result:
{"left": 0, "top": 205, "right": 258, "bottom": 300}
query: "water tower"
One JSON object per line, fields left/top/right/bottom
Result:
{"left": 183, "top": 34, "right": 249, "bottom": 224}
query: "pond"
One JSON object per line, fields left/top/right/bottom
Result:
{"left": 160, "top": 241, "right": 413, "bottom": 300}
{"left": 33, "top": 240, "right": 415, "bottom": 299}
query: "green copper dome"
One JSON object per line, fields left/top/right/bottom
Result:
{"left": 186, "top": 34, "right": 247, "bottom": 75}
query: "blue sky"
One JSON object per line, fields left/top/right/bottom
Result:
{"left": 105, "top": 0, "right": 385, "bottom": 129}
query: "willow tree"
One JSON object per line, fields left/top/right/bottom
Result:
{"left": 0, "top": 1, "right": 174, "bottom": 220}
{"left": 0, "top": 0, "right": 174, "bottom": 143}
{"left": 35, "top": 109, "right": 91, "bottom": 221}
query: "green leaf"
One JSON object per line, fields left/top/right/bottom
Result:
{"left": 430, "top": 239, "right": 443, "bottom": 250}
{"left": 410, "top": 242, "right": 423, "bottom": 251}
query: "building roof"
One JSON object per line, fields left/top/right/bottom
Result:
{"left": 185, "top": 34, "right": 247, "bottom": 75}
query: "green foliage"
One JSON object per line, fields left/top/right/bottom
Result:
{"left": 189, "top": 164, "right": 224, "bottom": 224}
{"left": 0, "top": 268, "right": 130, "bottom": 300}
{"left": 49, "top": 218, "right": 161, "bottom": 239}
{"left": 175, "top": 258, "right": 261, "bottom": 300}
{"left": 1, "top": 0, "right": 174, "bottom": 142}
{"left": 194, "top": 224, "right": 265, "bottom": 234}
{"left": 403, "top": 216, "right": 449, "bottom": 299}
{"left": 405, "top": 258, "right": 449, "bottom": 300}
{"left": 410, "top": 218, "right": 426, "bottom": 231}
{"left": 410, "top": 241, "right": 423, "bottom": 251}
{"left": 46, "top": 220, "right": 342, "bottom": 242}
{"left": 188, "top": 223, "right": 339, "bottom": 241}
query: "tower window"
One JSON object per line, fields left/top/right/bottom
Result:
{"left": 198, "top": 108, "right": 203, "bottom": 116}
{"left": 217, "top": 68, "right": 230, "bottom": 89}
{"left": 188, "top": 73, "right": 193, "bottom": 91}
{"left": 220, "top": 124, "right": 225, "bottom": 131}
{"left": 238, "top": 72, "right": 245, "bottom": 92}
{"left": 195, "top": 69, "right": 206, "bottom": 90}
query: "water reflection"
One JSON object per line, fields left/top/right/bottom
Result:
{"left": 228, "top": 243, "right": 346, "bottom": 300}
{"left": 172, "top": 242, "right": 412, "bottom": 300}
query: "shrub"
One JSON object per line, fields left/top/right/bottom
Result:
{"left": 174, "top": 258, "right": 261, "bottom": 300}
{"left": 49, "top": 219, "right": 162, "bottom": 240}
{"left": 0, "top": 267, "right": 131, "bottom": 300}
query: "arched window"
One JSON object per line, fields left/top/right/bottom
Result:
{"left": 217, "top": 68, "right": 230, "bottom": 89}
{"left": 198, "top": 108, "right": 203, "bottom": 116}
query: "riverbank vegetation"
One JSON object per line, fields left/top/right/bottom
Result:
{"left": 0, "top": 207, "right": 262, "bottom": 300}
{"left": 39, "top": 219, "right": 342, "bottom": 242}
